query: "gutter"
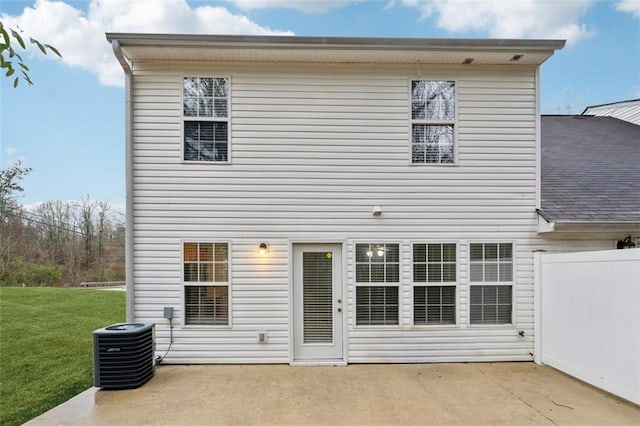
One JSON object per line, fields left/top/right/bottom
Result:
{"left": 105, "top": 33, "right": 566, "bottom": 51}
{"left": 111, "top": 40, "right": 134, "bottom": 322}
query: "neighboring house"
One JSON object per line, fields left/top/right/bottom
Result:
{"left": 106, "top": 33, "right": 617, "bottom": 365}
{"left": 539, "top": 115, "right": 640, "bottom": 240}
{"left": 581, "top": 99, "right": 640, "bottom": 126}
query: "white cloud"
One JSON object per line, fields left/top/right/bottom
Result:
{"left": 226, "top": 0, "right": 362, "bottom": 13}
{"left": 384, "top": 0, "right": 397, "bottom": 12}
{"left": 400, "top": 0, "right": 594, "bottom": 45}
{"left": 617, "top": 0, "right": 640, "bottom": 18}
{"left": 3, "top": 146, "right": 17, "bottom": 156}
{"left": 1, "top": 146, "right": 25, "bottom": 166}
{"left": 1, "top": 0, "right": 292, "bottom": 87}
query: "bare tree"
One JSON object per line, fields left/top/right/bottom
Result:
{"left": 33, "top": 200, "right": 75, "bottom": 265}
{"left": 96, "top": 201, "right": 111, "bottom": 281}
{"left": 1, "top": 164, "right": 124, "bottom": 285}
{"left": 77, "top": 195, "right": 97, "bottom": 269}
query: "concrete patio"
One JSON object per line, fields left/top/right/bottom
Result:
{"left": 27, "top": 363, "right": 639, "bottom": 425}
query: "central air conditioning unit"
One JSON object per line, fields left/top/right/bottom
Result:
{"left": 93, "top": 323, "right": 156, "bottom": 389}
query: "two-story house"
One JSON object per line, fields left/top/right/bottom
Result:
{"left": 106, "top": 34, "right": 614, "bottom": 365}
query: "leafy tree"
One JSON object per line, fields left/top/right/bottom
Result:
{"left": 0, "top": 160, "right": 32, "bottom": 212}
{"left": 0, "top": 20, "right": 61, "bottom": 87}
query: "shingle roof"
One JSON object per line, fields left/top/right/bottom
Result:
{"left": 541, "top": 115, "right": 640, "bottom": 223}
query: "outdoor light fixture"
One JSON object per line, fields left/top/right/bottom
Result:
{"left": 258, "top": 242, "right": 269, "bottom": 256}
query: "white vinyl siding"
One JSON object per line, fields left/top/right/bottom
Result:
{"left": 130, "top": 61, "right": 615, "bottom": 364}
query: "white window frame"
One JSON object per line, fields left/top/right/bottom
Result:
{"left": 181, "top": 240, "right": 232, "bottom": 328}
{"left": 408, "top": 78, "right": 458, "bottom": 166}
{"left": 353, "top": 241, "right": 402, "bottom": 328}
{"left": 181, "top": 75, "right": 232, "bottom": 164}
{"left": 411, "top": 242, "right": 459, "bottom": 327}
{"left": 467, "top": 241, "right": 516, "bottom": 327}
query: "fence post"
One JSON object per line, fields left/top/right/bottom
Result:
{"left": 533, "top": 250, "right": 543, "bottom": 365}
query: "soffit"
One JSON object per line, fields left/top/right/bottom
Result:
{"left": 107, "top": 34, "right": 564, "bottom": 66}
{"left": 119, "top": 45, "right": 553, "bottom": 65}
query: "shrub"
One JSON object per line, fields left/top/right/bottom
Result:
{"left": 3, "top": 262, "right": 63, "bottom": 286}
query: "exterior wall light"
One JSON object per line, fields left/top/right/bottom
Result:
{"left": 258, "top": 242, "right": 269, "bottom": 256}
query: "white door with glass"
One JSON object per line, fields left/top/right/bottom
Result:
{"left": 293, "top": 244, "right": 343, "bottom": 362}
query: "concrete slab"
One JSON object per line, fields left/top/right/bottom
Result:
{"left": 26, "top": 363, "right": 639, "bottom": 425}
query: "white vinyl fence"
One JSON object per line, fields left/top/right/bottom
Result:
{"left": 534, "top": 249, "right": 640, "bottom": 404}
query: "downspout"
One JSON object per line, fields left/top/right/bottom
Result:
{"left": 535, "top": 66, "right": 541, "bottom": 212}
{"left": 111, "top": 40, "right": 135, "bottom": 322}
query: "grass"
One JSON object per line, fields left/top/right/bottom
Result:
{"left": 0, "top": 287, "right": 125, "bottom": 425}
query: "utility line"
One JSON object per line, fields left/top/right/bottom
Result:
{"left": 1, "top": 207, "right": 84, "bottom": 235}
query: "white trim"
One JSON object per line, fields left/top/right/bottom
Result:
{"left": 290, "top": 359, "right": 347, "bottom": 367}
{"left": 180, "top": 239, "right": 233, "bottom": 329}
{"left": 180, "top": 75, "right": 232, "bottom": 164}
{"left": 407, "top": 77, "right": 458, "bottom": 166}
{"left": 537, "top": 214, "right": 556, "bottom": 233}
{"left": 123, "top": 67, "right": 134, "bottom": 322}
{"left": 535, "top": 67, "right": 541, "bottom": 210}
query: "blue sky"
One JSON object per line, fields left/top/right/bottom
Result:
{"left": 1, "top": 0, "right": 639, "bottom": 211}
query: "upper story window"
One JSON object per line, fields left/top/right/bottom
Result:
{"left": 411, "top": 80, "right": 455, "bottom": 164}
{"left": 183, "top": 77, "right": 229, "bottom": 162}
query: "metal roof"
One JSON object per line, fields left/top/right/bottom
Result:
{"left": 105, "top": 33, "right": 565, "bottom": 66}
{"left": 540, "top": 115, "right": 640, "bottom": 224}
{"left": 582, "top": 99, "right": 640, "bottom": 126}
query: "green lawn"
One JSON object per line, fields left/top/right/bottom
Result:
{"left": 0, "top": 287, "right": 125, "bottom": 425}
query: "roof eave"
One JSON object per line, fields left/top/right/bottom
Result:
{"left": 105, "top": 33, "right": 565, "bottom": 67}
{"left": 105, "top": 33, "right": 566, "bottom": 51}
{"left": 537, "top": 210, "right": 640, "bottom": 237}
